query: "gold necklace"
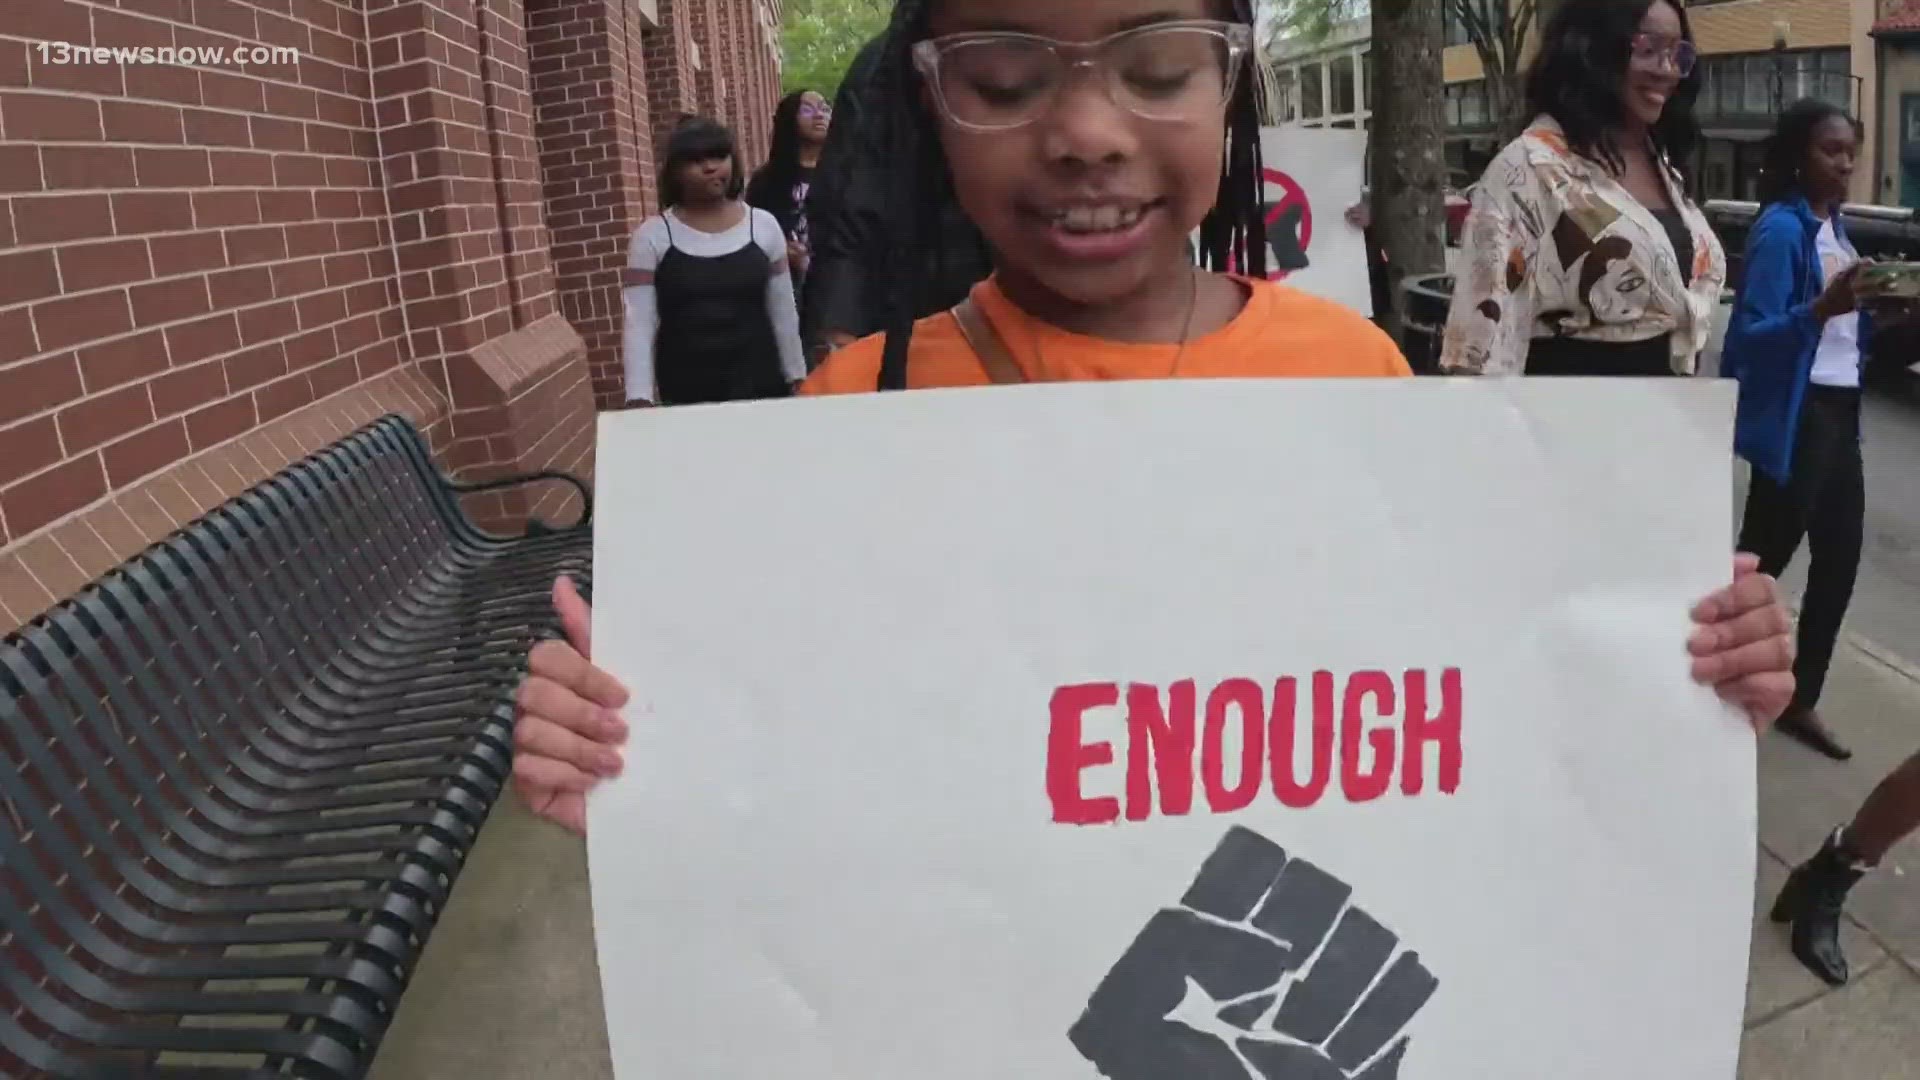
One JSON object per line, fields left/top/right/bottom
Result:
{"left": 1030, "top": 268, "right": 1202, "bottom": 381}
{"left": 1167, "top": 268, "right": 1200, "bottom": 378}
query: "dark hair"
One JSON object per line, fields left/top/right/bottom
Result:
{"left": 1524, "top": 0, "right": 1702, "bottom": 176}
{"left": 869, "top": 0, "right": 1269, "bottom": 390}
{"left": 658, "top": 117, "right": 744, "bottom": 207}
{"left": 754, "top": 91, "right": 816, "bottom": 209}
{"left": 1757, "top": 98, "right": 1864, "bottom": 207}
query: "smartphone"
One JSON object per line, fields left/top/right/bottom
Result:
{"left": 1855, "top": 261, "right": 1920, "bottom": 301}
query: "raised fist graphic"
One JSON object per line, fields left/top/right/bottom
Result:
{"left": 1267, "top": 201, "right": 1313, "bottom": 270}
{"left": 1070, "top": 826, "right": 1437, "bottom": 1079}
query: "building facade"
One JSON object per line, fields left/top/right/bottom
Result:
{"left": 1684, "top": 0, "right": 1878, "bottom": 204}
{"left": 1874, "top": 0, "right": 1920, "bottom": 209}
{"left": 1264, "top": 14, "right": 1374, "bottom": 136}
{"left": 0, "top": 0, "right": 783, "bottom": 638}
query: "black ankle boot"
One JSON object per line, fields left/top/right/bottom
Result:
{"left": 1776, "top": 707, "right": 1853, "bottom": 761}
{"left": 1770, "top": 829, "right": 1874, "bottom": 986}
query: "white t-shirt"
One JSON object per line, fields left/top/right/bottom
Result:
{"left": 1809, "top": 218, "right": 1860, "bottom": 389}
{"left": 620, "top": 206, "right": 806, "bottom": 403}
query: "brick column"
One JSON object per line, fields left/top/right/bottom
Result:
{"left": 718, "top": 0, "right": 744, "bottom": 148}
{"left": 645, "top": 0, "right": 700, "bottom": 141}
{"left": 366, "top": 0, "right": 596, "bottom": 525}
{"left": 688, "top": 0, "right": 721, "bottom": 118}
{"left": 528, "top": 0, "right": 658, "bottom": 408}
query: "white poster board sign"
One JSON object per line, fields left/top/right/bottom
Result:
{"left": 587, "top": 380, "right": 1753, "bottom": 1080}
{"left": 1199, "top": 126, "right": 1374, "bottom": 316}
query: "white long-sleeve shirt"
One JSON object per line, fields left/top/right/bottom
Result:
{"left": 621, "top": 207, "right": 807, "bottom": 403}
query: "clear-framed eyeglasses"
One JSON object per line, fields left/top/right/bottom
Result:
{"left": 1629, "top": 33, "right": 1697, "bottom": 78}
{"left": 910, "top": 19, "right": 1255, "bottom": 133}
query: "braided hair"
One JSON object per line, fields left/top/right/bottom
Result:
{"left": 870, "top": 0, "right": 1270, "bottom": 390}
{"left": 751, "top": 91, "right": 813, "bottom": 212}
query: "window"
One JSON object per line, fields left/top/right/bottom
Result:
{"left": 1442, "top": 81, "right": 1489, "bottom": 129}
{"left": 1461, "top": 80, "right": 1489, "bottom": 127}
{"left": 1699, "top": 48, "right": 1852, "bottom": 116}
{"left": 1361, "top": 51, "right": 1373, "bottom": 111}
{"left": 1329, "top": 53, "right": 1357, "bottom": 116}
{"left": 1698, "top": 56, "right": 1737, "bottom": 115}
{"left": 1815, "top": 48, "right": 1852, "bottom": 111}
{"left": 1301, "top": 62, "right": 1324, "bottom": 119}
{"left": 1744, "top": 54, "right": 1772, "bottom": 113}
{"left": 1274, "top": 67, "right": 1298, "bottom": 124}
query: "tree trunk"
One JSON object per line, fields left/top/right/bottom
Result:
{"left": 1368, "top": 0, "right": 1449, "bottom": 342}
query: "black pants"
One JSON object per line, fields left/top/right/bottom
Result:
{"left": 1737, "top": 385, "right": 1865, "bottom": 712}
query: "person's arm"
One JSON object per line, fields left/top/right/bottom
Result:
{"left": 1721, "top": 215, "right": 1827, "bottom": 381}
{"left": 621, "top": 220, "right": 664, "bottom": 404}
{"left": 756, "top": 210, "right": 807, "bottom": 385}
{"left": 1438, "top": 150, "right": 1546, "bottom": 376}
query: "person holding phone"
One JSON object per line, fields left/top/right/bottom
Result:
{"left": 1721, "top": 99, "right": 1879, "bottom": 762}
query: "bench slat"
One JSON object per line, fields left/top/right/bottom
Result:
{"left": 2, "top": 416, "right": 592, "bottom": 1079}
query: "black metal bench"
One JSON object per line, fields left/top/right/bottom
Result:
{"left": 0, "top": 415, "right": 593, "bottom": 1079}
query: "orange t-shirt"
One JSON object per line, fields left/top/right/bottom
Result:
{"left": 801, "top": 275, "right": 1410, "bottom": 394}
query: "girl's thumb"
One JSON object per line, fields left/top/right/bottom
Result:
{"left": 554, "top": 575, "right": 592, "bottom": 658}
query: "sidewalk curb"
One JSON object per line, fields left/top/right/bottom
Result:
{"left": 1845, "top": 630, "right": 1920, "bottom": 686}
{"left": 1779, "top": 598, "right": 1920, "bottom": 685}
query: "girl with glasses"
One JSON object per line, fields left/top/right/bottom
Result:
{"left": 746, "top": 90, "right": 833, "bottom": 304}
{"left": 1441, "top": 0, "right": 1725, "bottom": 378}
{"left": 519, "top": 0, "right": 1794, "bottom": 844}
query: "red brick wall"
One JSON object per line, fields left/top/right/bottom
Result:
{"left": 529, "top": 0, "right": 657, "bottom": 409}
{"left": 0, "top": 0, "right": 448, "bottom": 632}
{"left": 644, "top": 0, "right": 701, "bottom": 139}
{"left": 0, "top": 0, "right": 778, "bottom": 635}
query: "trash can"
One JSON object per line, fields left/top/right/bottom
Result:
{"left": 1399, "top": 273, "right": 1453, "bottom": 375}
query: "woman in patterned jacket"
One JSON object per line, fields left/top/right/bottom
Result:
{"left": 1440, "top": 0, "right": 1725, "bottom": 377}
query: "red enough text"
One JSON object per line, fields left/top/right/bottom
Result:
{"left": 1046, "top": 670, "right": 1464, "bottom": 825}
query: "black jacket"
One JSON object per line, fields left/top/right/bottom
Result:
{"left": 744, "top": 164, "right": 805, "bottom": 242}
{"left": 800, "top": 34, "right": 993, "bottom": 356}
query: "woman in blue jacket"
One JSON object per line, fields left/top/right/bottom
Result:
{"left": 1722, "top": 100, "right": 1872, "bottom": 762}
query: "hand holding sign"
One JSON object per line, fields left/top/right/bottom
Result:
{"left": 511, "top": 576, "right": 629, "bottom": 834}
{"left": 583, "top": 379, "right": 1761, "bottom": 1079}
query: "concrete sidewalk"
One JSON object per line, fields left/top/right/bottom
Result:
{"left": 1741, "top": 636, "right": 1920, "bottom": 1077}
{"left": 367, "top": 637, "right": 1920, "bottom": 1079}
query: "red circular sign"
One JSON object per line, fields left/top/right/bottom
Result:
{"left": 1225, "top": 166, "right": 1313, "bottom": 281}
